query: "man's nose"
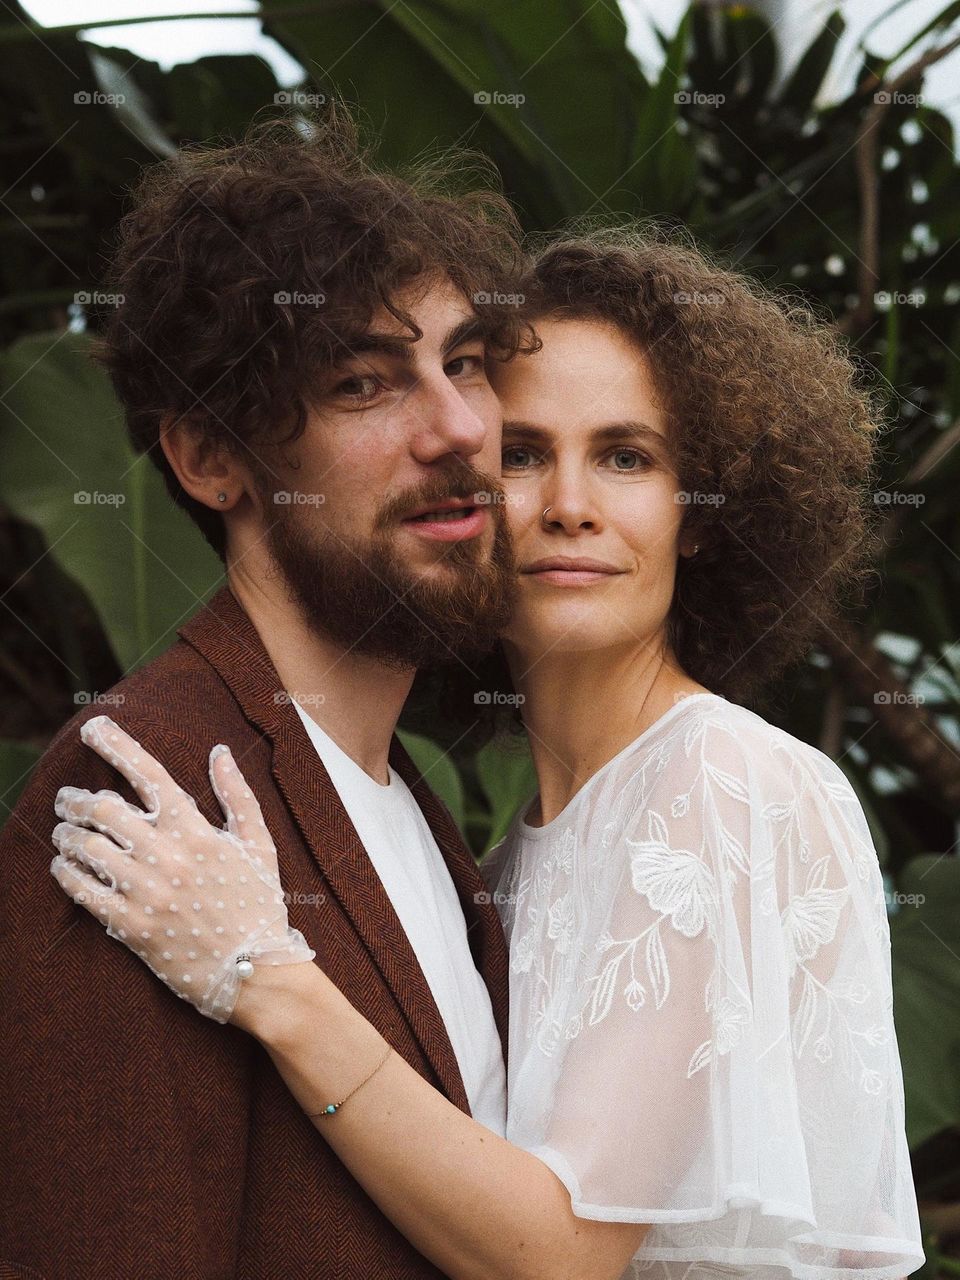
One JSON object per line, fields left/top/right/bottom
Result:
{"left": 408, "top": 376, "right": 488, "bottom": 464}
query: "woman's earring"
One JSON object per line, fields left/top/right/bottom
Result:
{"left": 216, "top": 492, "right": 228, "bottom": 504}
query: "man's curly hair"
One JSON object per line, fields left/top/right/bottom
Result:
{"left": 92, "top": 100, "right": 531, "bottom": 559}
{"left": 407, "top": 223, "right": 883, "bottom": 742}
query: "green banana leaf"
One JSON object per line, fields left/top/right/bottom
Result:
{"left": 396, "top": 728, "right": 467, "bottom": 829}
{"left": 0, "top": 331, "right": 222, "bottom": 672}
{"left": 475, "top": 732, "right": 536, "bottom": 851}
{"left": 890, "top": 852, "right": 960, "bottom": 1147}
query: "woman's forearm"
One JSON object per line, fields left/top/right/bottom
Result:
{"left": 234, "top": 963, "right": 645, "bottom": 1280}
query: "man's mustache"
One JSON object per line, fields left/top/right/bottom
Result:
{"left": 375, "top": 466, "right": 506, "bottom": 528}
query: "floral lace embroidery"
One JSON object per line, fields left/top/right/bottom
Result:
{"left": 501, "top": 701, "right": 888, "bottom": 1095}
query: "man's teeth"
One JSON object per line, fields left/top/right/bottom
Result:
{"left": 414, "top": 509, "right": 472, "bottom": 522}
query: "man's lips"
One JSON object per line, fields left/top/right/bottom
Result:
{"left": 521, "top": 556, "right": 625, "bottom": 585}
{"left": 400, "top": 498, "right": 489, "bottom": 543}
{"left": 403, "top": 497, "right": 478, "bottom": 520}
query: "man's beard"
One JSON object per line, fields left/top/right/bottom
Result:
{"left": 261, "top": 468, "right": 517, "bottom": 671}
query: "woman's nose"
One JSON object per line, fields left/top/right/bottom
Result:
{"left": 539, "top": 472, "right": 600, "bottom": 534}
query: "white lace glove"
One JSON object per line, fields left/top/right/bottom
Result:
{"left": 50, "top": 714, "right": 316, "bottom": 1023}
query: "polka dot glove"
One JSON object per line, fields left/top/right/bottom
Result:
{"left": 50, "top": 715, "right": 316, "bottom": 1024}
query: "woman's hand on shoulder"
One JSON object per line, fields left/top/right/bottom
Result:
{"left": 49, "top": 714, "right": 316, "bottom": 1025}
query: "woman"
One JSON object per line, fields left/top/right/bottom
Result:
{"left": 50, "top": 229, "right": 924, "bottom": 1280}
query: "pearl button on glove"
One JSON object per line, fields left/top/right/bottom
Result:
{"left": 50, "top": 715, "right": 316, "bottom": 1024}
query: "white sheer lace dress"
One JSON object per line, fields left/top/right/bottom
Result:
{"left": 482, "top": 692, "right": 924, "bottom": 1280}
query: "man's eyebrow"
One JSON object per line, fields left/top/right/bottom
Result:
{"left": 343, "top": 315, "right": 485, "bottom": 365}
{"left": 502, "top": 420, "right": 667, "bottom": 446}
{"left": 443, "top": 315, "right": 485, "bottom": 355}
{"left": 344, "top": 333, "right": 412, "bottom": 361}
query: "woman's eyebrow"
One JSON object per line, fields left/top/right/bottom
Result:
{"left": 593, "top": 421, "right": 666, "bottom": 444}
{"left": 502, "top": 420, "right": 666, "bottom": 445}
{"left": 502, "top": 421, "right": 552, "bottom": 444}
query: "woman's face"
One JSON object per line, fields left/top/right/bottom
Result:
{"left": 489, "top": 316, "right": 696, "bottom": 659}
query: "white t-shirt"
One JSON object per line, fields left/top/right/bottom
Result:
{"left": 291, "top": 699, "right": 506, "bottom": 1136}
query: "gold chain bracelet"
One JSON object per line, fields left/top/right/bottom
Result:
{"left": 307, "top": 1044, "right": 392, "bottom": 1118}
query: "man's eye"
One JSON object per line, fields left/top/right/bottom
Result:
{"left": 603, "top": 448, "right": 652, "bottom": 471}
{"left": 334, "top": 374, "right": 383, "bottom": 403}
{"left": 502, "top": 446, "right": 540, "bottom": 470}
{"left": 445, "top": 353, "right": 484, "bottom": 377}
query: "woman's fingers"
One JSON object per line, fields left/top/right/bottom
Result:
{"left": 209, "top": 744, "right": 274, "bottom": 854}
{"left": 79, "top": 715, "right": 183, "bottom": 819}
{"left": 46, "top": 728, "right": 311, "bottom": 1025}
{"left": 50, "top": 823, "right": 127, "bottom": 916}
{"left": 54, "top": 785, "right": 149, "bottom": 850}
{"left": 50, "top": 841, "right": 150, "bottom": 956}
{"left": 50, "top": 851, "right": 114, "bottom": 915}
{"left": 51, "top": 821, "right": 123, "bottom": 886}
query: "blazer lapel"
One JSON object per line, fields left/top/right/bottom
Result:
{"left": 177, "top": 586, "right": 509, "bottom": 1108}
{"left": 389, "top": 739, "right": 510, "bottom": 1071}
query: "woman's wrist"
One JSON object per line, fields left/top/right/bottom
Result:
{"left": 232, "top": 954, "right": 391, "bottom": 1123}
{"left": 231, "top": 956, "right": 328, "bottom": 1044}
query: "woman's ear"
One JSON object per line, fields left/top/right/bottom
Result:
{"left": 159, "top": 412, "right": 244, "bottom": 511}
{"left": 678, "top": 530, "right": 703, "bottom": 559}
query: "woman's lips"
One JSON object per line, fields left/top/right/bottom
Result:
{"left": 524, "top": 568, "right": 618, "bottom": 585}
{"left": 521, "top": 558, "right": 625, "bottom": 586}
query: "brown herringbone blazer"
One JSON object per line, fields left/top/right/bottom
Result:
{"left": 0, "top": 585, "right": 510, "bottom": 1280}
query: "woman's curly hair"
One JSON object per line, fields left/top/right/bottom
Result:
{"left": 407, "top": 222, "right": 883, "bottom": 743}
{"left": 92, "top": 99, "right": 531, "bottom": 559}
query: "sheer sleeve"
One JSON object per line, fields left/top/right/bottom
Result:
{"left": 504, "top": 706, "right": 925, "bottom": 1279}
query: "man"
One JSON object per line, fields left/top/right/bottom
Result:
{"left": 0, "top": 104, "right": 531, "bottom": 1278}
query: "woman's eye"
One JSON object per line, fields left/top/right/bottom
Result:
{"left": 502, "top": 446, "right": 540, "bottom": 470}
{"left": 604, "top": 448, "right": 651, "bottom": 471}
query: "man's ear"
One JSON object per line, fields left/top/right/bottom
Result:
{"left": 159, "top": 412, "right": 246, "bottom": 512}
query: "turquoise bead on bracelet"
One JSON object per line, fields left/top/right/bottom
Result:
{"left": 307, "top": 1044, "right": 392, "bottom": 1120}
